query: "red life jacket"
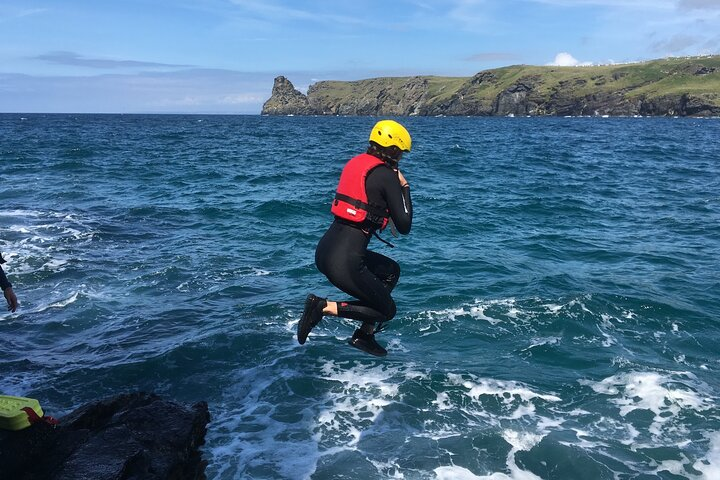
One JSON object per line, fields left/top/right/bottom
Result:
{"left": 331, "top": 153, "right": 389, "bottom": 230}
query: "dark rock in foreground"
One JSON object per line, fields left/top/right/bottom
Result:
{"left": 0, "top": 392, "right": 210, "bottom": 480}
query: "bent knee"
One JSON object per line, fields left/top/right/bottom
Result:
{"left": 382, "top": 301, "right": 397, "bottom": 322}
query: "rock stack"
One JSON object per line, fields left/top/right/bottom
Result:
{"left": 261, "top": 76, "right": 317, "bottom": 115}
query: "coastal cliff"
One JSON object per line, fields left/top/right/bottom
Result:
{"left": 261, "top": 75, "right": 317, "bottom": 115}
{"left": 262, "top": 56, "right": 720, "bottom": 117}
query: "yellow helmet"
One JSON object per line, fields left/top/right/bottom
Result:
{"left": 369, "top": 120, "right": 412, "bottom": 152}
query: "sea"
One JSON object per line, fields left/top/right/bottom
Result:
{"left": 1, "top": 113, "right": 719, "bottom": 479}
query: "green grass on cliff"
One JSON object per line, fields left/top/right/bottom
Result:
{"left": 424, "top": 77, "right": 467, "bottom": 96}
{"left": 310, "top": 56, "right": 720, "bottom": 107}
{"left": 468, "top": 56, "right": 720, "bottom": 101}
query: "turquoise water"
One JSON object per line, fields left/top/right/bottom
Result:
{"left": 1, "top": 114, "right": 719, "bottom": 479}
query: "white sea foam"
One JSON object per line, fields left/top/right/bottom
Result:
{"left": 44, "top": 258, "right": 69, "bottom": 270}
{"left": 433, "top": 391, "right": 452, "bottom": 410}
{"left": 210, "top": 345, "right": 565, "bottom": 478}
{"left": 384, "top": 336, "right": 410, "bottom": 353}
{"left": 423, "top": 306, "right": 478, "bottom": 324}
{"left": 316, "top": 360, "right": 421, "bottom": 465}
{"left": 449, "top": 374, "right": 562, "bottom": 405}
{"left": 1, "top": 210, "right": 98, "bottom": 282}
{"left": 434, "top": 430, "right": 544, "bottom": 479}
{"left": 28, "top": 289, "right": 86, "bottom": 315}
{"left": 47, "top": 291, "right": 80, "bottom": 309}
{"left": 435, "top": 466, "right": 485, "bottom": 479}
{"left": 208, "top": 354, "right": 417, "bottom": 479}
{"left": 422, "top": 298, "right": 527, "bottom": 328}
{"left": 420, "top": 296, "right": 605, "bottom": 338}
{"left": 561, "top": 418, "right": 639, "bottom": 450}
{"left": 541, "top": 302, "right": 563, "bottom": 314}
{"left": 215, "top": 302, "right": 714, "bottom": 479}
{"left": 655, "top": 457, "right": 692, "bottom": 477}
{"left": 522, "top": 336, "right": 561, "bottom": 351}
{"left": 503, "top": 430, "right": 544, "bottom": 474}
{"left": 0, "top": 373, "right": 40, "bottom": 396}
{"left": 580, "top": 371, "right": 713, "bottom": 439}
{"left": 419, "top": 323, "right": 442, "bottom": 336}
{"left": 597, "top": 326, "right": 617, "bottom": 347}
{"left": 208, "top": 360, "right": 322, "bottom": 479}
{"left": 693, "top": 431, "right": 720, "bottom": 479}
{"left": 0, "top": 209, "right": 45, "bottom": 218}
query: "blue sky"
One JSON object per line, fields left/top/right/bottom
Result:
{"left": 1, "top": 0, "right": 719, "bottom": 113}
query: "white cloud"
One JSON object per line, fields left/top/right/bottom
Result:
{"left": 0, "top": 69, "right": 276, "bottom": 114}
{"left": 547, "top": 52, "right": 593, "bottom": 66}
{"left": 228, "top": 0, "right": 366, "bottom": 27}
{"left": 678, "top": 0, "right": 720, "bottom": 10}
{"left": 651, "top": 34, "right": 704, "bottom": 53}
{"left": 529, "top": 0, "right": 673, "bottom": 8}
{"left": 0, "top": 6, "right": 47, "bottom": 23}
{"left": 156, "top": 93, "right": 263, "bottom": 107}
{"left": 220, "top": 93, "right": 265, "bottom": 105}
{"left": 34, "top": 51, "right": 191, "bottom": 70}
{"left": 447, "top": 0, "right": 493, "bottom": 29}
{"left": 152, "top": 96, "right": 203, "bottom": 107}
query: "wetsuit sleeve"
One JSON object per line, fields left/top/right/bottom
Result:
{"left": 382, "top": 169, "right": 413, "bottom": 235}
{"left": 0, "top": 265, "right": 11, "bottom": 291}
{"left": 365, "top": 165, "right": 413, "bottom": 234}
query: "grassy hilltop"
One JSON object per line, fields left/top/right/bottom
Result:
{"left": 263, "top": 56, "right": 720, "bottom": 117}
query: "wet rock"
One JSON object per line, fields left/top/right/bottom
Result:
{"left": 0, "top": 392, "right": 210, "bottom": 480}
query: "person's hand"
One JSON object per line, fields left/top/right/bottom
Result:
{"left": 397, "top": 170, "right": 409, "bottom": 188}
{"left": 4, "top": 287, "right": 18, "bottom": 313}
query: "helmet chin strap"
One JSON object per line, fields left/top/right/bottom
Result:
{"left": 385, "top": 158, "right": 399, "bottom": 169}
{"left": 367, "top": 142, "right": 401, "bottom": 168}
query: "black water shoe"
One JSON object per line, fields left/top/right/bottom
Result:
{"left": 348, "top": 329, "right": 387, "bottom": 357}
{"left": 297, "top": 294, "right": 326, "bottom": 345}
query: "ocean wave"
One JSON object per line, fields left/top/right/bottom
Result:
{"left": 4, "top": 115, "right": 720, "bottom": 479}
{"left": 580, "top": 370, "right": 714, "bottom": 439}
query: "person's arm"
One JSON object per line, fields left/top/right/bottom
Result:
{"left": 383, "top": 168, "right": 413, "bottom": 235}
{"left": 1, "top": 258, "right": 18, "bottom": 313}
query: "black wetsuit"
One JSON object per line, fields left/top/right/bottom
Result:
{"left": 315, "top": 157, "right": 412, "bottom": 326}
{"left": 0, "top": 254, "right": 11, "bottom": 292}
